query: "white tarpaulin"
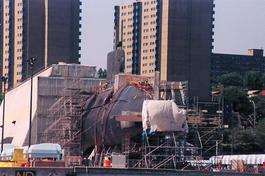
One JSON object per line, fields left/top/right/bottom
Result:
{"left": 210, "top": 154, "right": 265, "bottom": 165}
{"left": 142, "top": 100, "right": 187, "bottom": 132}
{"left": 28, "top": 143, "right": 62, "bottom": 159}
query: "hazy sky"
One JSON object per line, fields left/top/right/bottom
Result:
{"left": 80, "top": 0, "right": 265, "bottom": 69}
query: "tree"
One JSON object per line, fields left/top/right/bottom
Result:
{"left": 255, "top": 118, "right": 265, "bottom": 152}
{"left": 218, "top": 72, "right": 243, "bottom": 87}
{"left": 214, "top": 72, "right": 265, "bottom": 154}
{"left": 244, "top": 71, "right": 264, "bottom": 90}
{"left": 0, "top": 94, "right": 2, "bottom": 103}
{"left": 102, "top": 69, "right": 107, "bottom": 78}
{"left": 97, "top": 68, "right": 103, "bottom": 78}
{"left": 251, "top": 96, "right": 265, "bottom": 122}
{"left": 223, "top": 86, "right": 251, "bottom": 113}
{"left": 97, "top": 68, "right": 107, "bottom": 78}
{"left": 232, "top": 129, "right": 262, "bottom": 154}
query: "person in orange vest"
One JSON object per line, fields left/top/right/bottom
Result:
{"left": 103, "top": 156, "right": 111, "bottom": 168}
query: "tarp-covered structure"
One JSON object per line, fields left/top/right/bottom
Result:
{"left": 1, "top": 143, "right": 62, "bottom": 160}
{"left": 142, "top": 100, "right": 188, "bottom": 132}
{"left": 210, "top": 155, "right": 265, "bottom": 165}
{"left": 28, "top": 143, "right": 62, "bottom": 159}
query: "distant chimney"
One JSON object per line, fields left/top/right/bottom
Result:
{"left": 248, "top": 49, "right": 264, "bottom": 57}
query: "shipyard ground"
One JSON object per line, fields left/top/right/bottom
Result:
{"left": 0, "top": 167, "right": 259, "bottom": 176}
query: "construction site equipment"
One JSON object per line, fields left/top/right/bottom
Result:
{"left": 64, "top": 156, "right": 82, "bottom": 167}
{"left": 112, "top": 155, "right": 126, "bottom": 168}
{"left": 0, "top": 148, "right": 26, "bottom": 167}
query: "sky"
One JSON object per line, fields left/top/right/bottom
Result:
{"left": 80, "top": 0, "right": 265, "bottom": 69}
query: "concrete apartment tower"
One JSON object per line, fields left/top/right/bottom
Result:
{"left": 26, "top": 0, "right": 81, "bottom": 76}
{"left": 0, "top": 0, "right": 24, "bottom": 90}
{"left": 0, "top": 0, "right": 81, "bottom": 91}
{"left": 114, "top": 0, "right": 214, "bottom": 99}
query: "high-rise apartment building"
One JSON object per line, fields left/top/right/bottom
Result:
{"left": 0, "top": 0, "right": 81, "bottom": 91}
{"left": 27, "top": 0, "right": 81, "bottom": 76}
{"left": 0, "top": 0, "right": 24, "bottom": 89}
{"left": 114, "top": 0, "right": 214, "bottom": 99}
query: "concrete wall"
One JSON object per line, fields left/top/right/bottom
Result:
{"left": 0, "top": 67, "right": 52, "bottom": 146}
{"left": 0, "top": 64, "right": 98, "bottom": 146}
{"left": 36, "top": 77, "right": 103, "bottom": 145}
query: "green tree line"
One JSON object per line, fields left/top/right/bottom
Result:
{"left": 213, "top": 71, "right": 265, "bottom": 154}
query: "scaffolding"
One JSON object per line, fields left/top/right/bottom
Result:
{"left": 39, "top": 79, "right": 99, "bottom": 156}
{"left": 134, "top": 132, "right": 198, "bottom": 169}
{"left": 187, "top": 98, "right": 224, "bottom": 159}
{"left": 159, "top": 81, "right": 188, "bottom": 106}
{"left": 156, "top": 79, "right": 223, "bottom": 160}
{"left": 126, "top": 81, "right": 197, "bottom": 169}
{"left": 131, "top": 81, "right": 192, "bottom": 169}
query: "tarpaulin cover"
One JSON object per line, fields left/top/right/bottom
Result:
{"left": 142, "top": 100, "right": 188, "bottom": 132}
{"left": 210, "top": 154, "right": 265, "bottom": 165}
{"left": 28, "top": 143, "right": 62, "bottom": 159}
